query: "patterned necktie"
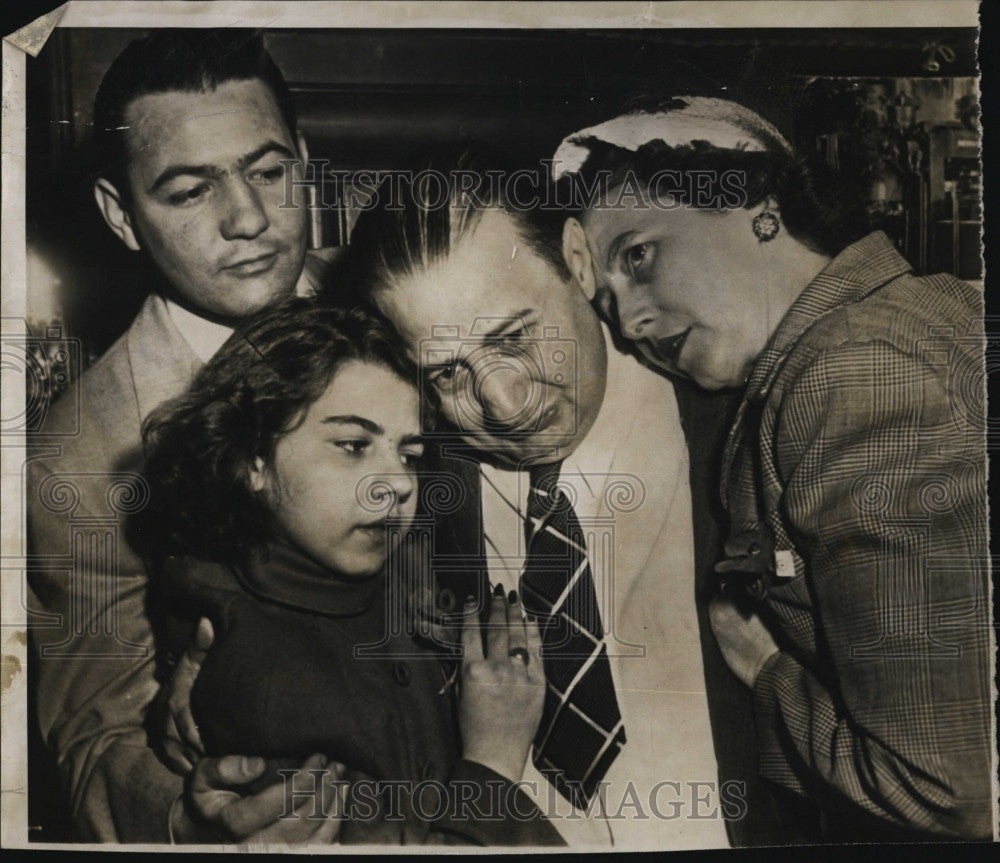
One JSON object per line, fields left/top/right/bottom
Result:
{"left": 519, "top": 460, "right": 626, "bottom": 809}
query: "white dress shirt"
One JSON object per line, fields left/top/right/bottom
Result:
{"left": 480, "top": 325, "right": 727, "bottom": 849}
{"left": 165, "top": 258, "right": 325, "bottom": 362}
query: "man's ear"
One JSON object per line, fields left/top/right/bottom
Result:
{"left": 561, "top": 217, "right": 597, "bottom": 301}
{"left": 296, "top": 130, "right": 310, "bottom": 163}
{"left": 93, "top": 178, "right": 141, "bottom": 252}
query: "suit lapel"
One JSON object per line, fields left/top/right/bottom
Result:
{"left": 125, "top": 294, "right": 203, "bottom": 427}
{"left": 426, "top": 444, "right": 489, "bottom": 617}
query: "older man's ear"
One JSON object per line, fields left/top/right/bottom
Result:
{"left": 94, "top": 177, "right": 142, "bottom": 252}
{"left": 561, "top": 217, "right": 597, "bottom": 301}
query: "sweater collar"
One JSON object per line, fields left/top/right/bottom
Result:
{"left": 237, "top": 540, "right": 381, "bottom": 617}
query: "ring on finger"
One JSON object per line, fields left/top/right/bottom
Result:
{"left": 508, "top": 647, "right": 530, "bottom": 666}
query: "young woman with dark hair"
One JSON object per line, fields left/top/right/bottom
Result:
{"left": 141, "top": 298, "right": 560, "bottom": 846}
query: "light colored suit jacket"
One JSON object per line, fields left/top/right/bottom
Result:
{"left": 27, "top": 249, "right": 339, "bottom": 841}
{"left": 28, "top": 293, "right": 198, "bottom": 841}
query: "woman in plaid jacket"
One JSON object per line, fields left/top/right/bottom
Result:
{"left": 554, "top": 96, "right": 993, "bottom": 841}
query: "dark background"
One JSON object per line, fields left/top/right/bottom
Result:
{"left": 23, "top": 25, "right": 981, "bottom": 363}
{"left": 4, "top": 2, "right": 996, "bottom": 849}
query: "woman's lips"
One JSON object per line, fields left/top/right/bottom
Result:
{"left": 354, "top": 519, "right": 390, "bottom": 544}
{"left": 650, "top": 327, "right": 693, "bottom": 367}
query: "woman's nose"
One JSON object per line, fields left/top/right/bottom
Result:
{"left": 220, "top": 179, "right": 269, "bottom": 240}
{"left": 616, "top": 290, "right": 656, "bottom": 340}
{"left": 389, "top": 470, "right": 415, "bottom": 506}
{"left": 367, "top": 469, "right": 414, "bottom": 512}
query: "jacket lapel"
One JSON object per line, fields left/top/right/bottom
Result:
{"left": 721, "top": 232, "right": 913, "bottom": 506}
{"left": 125, "top": 294, "right": 203, "bottom": 427}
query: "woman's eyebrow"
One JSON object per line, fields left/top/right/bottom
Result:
{"left": 321, "top": 415, "right": 382, "bottom": 435}
{"left": 606, "top": 231, "right": 636, "bottom": 269}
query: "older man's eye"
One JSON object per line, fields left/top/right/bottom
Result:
{"left": 428, "top": 366, "right": 456, "bottom": 388}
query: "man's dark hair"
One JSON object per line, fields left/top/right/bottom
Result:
{"left": 141, "top": 298, "right": 425, "bottom": 565}
{"left": 93, "top": 28, "right": 298, "bottom": 201}
{"left": 324, "top": 145, "right": 572, "bottom": 309}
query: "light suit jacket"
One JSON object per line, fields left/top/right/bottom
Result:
{"left": 26, "top": 249, "right": 337, "bottom": 842}
{"left": 28, "top": 292, "right": 199, "bottom": 841}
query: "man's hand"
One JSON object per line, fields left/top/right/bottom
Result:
{"left": 709, "top": 596, "right": 780, "bottom": 689}
{"left": 162, "top": 617, "right": 213, "bottom": 773}
{"left": 163, "top": 617, "right": 346, "bottom": 844}
{"left": 170, "top": 753, "right": 347, "bottom": 845}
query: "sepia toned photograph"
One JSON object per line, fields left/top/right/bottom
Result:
{"left": 1, "top": 0, "right": 995, "bottom": 852}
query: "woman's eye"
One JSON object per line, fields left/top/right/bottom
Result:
{"left": 335, "top": 439, "right": 369, "bottom": 455}
{"left": 624, "top": 243, "right": 652, "bottom": 277}
{"left": 400, "top": 449, "right": 425, "bottom": 468}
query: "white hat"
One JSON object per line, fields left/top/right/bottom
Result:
{"left": 552, "top": 96, "right": 792, "bottom": 180}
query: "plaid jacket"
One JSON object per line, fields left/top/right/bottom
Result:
{"left": 721, "top": 232, "right": 993, "bottom": 839}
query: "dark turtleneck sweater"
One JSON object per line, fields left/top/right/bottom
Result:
{"left": 154, "top": 541, "right": 562, "bottom": 846}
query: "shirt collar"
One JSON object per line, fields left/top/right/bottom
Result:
{"left": 164, "top": 298, "right": 233, "bottom": 364}
{"left": 481, "top": 323, "right": 656, "bottom": 514}
{"left": 127, "top": 293, "right": 202, "bottom": 424}
{"left": 164, "top": 260, "right": 324, "bottom": 364}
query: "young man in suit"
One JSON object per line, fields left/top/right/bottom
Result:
{"left": 27, "top": 29, "right": 341, "bottom": 843}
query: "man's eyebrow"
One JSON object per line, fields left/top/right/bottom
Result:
{"left": 400, "top": 434, "right": 425, "bottom": 448}
{"left": 481, "top": 310, "right": 533, "bottom": 338}
{"left": 237, "top": 141, "right": 297, "bottom": 171}
{"left": 320, "top": 415, "right": 383, "bottom": 435}
{"left": 606, "top": 232, "right": 636, "bottom": 270}
{"left": 148, "top": 141, "right": 297, "bottom": 193}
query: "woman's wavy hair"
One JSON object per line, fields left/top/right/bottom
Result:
{"left": 563, "top": 96, "right": 868, "bottom": 258}
{"left": 141, "top": 298, "right": 426, "bottom": 565}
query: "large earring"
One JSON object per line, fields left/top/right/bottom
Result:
{"left": 752, "top": 207, "right": 780, "bottom": 242}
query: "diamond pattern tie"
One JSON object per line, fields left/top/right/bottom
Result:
{"left": 519, "top": 460, "right": 626, "bottom": 809}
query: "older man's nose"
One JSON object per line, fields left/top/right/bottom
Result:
{"left": 471, "top": 361, "right": 535, "bottom": 428}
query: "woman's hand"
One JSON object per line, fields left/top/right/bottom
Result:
{"left": 458, "top": 588, "right": 545, "bottom": 782}
{"left": 709, "top": 596, "right": 780, "bottom": 689}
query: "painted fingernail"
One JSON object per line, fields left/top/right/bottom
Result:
{"left": 508, "top": 589, "right": 518, "bottom": 604}
{"left": 493, "top": 583, "right": 505, "bottom": 598}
